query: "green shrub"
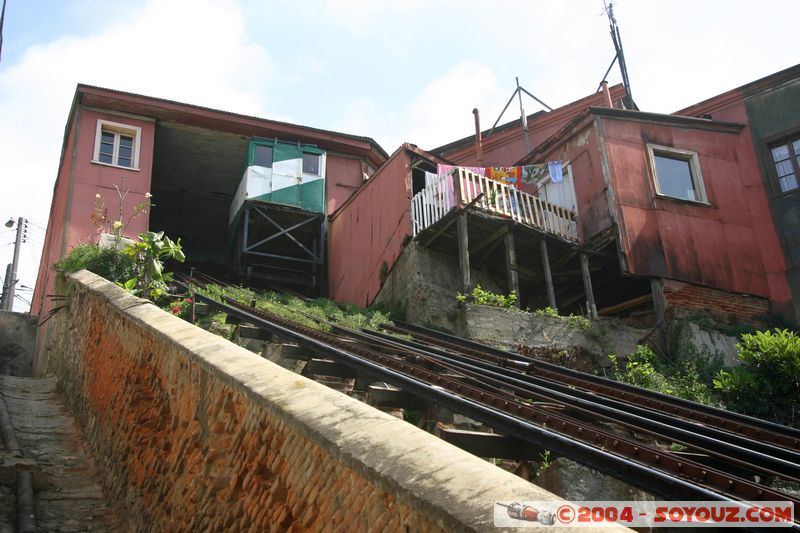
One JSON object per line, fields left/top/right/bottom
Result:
{"left": 610, "top": 345, "right": 715, "bottom": 405}
{"left": 533, "top": 306, "right": 559, "bottom": 318}
{"left": 55, "top": 244, "right": 135, "bottom": 282}
{"left": 456, "top": 285, "right": 518, "bottom": 309}
{"left": 713, "top": 329, "right": 800, "bottom": 425}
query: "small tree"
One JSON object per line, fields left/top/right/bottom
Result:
{"left": 119, "top": 231, "right": 185, "bottom": 301}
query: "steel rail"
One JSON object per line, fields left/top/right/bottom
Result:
{"left": 361, "top": 326, "right": 800, "bottom": 468}
{"left": 203, "top": 284, "right": 800, "bottom": 468}
{"left": 353, "top": 327, "right": 800, "bottom": 484}
{"left": 182, "top": 287, "right": 799, "bottom": 523}
{"left": 390, "top": 321, "right": 800, "bottom": 448}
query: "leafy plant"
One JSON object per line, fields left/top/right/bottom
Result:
{"left": 456, "top": 284, "right": 518, "bottom": 309}
{"left": 713, "top": 329, "right": 800, "bottom": 425}
{"left": 55, "top": 243, "right": 135, "bottom": 282}
{"left": 533, "top": 306, "right": 559, "bottom": 318}
{"left": 119, "top": 231, "right": 185, "bottom": 301}
{"left": 609, "top": 345, "right": 715, "bottom": 405}
{"left": 92, "top": 177, "right": 153, "bottom": 247}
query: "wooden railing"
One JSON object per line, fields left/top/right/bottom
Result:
{"left": 411, "top": 168, "right": 578, "bottom": 241}
{"left": 411, "top": 172, "right": 457, "bottom": 236}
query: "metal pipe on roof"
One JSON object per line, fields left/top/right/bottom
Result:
{"left": 601, "top": 81, "right": 614, "bottom": 108}
{"left": 472, "top": 108, "right": 484, "bottom": 167}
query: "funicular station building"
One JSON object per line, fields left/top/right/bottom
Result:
{"left": 33, "top": 65, "right": 800, "bottom": 338}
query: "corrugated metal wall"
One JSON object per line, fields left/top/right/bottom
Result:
{"left": 328, "top": 150, "right": 412, "bottom": 307}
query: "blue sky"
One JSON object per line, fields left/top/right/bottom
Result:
{"left": 0, "top": 0, "right": 797, "bottom": 311}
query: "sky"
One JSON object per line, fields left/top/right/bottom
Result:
{"left": 0, "top": 0, "right": 796, "bottom": 312}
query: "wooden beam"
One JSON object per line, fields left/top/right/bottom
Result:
{"left": 580, "top": 253, "right": 598, "bottom": 319}
{"left": 597, "top": 294, "right": 652, "bottom": 316}
{"left": 421, "top": 193, "right": 484, "bottom": 248}
{"left": 366, "top": 385, "right": 428, "bottom": 410}
{"left": 469, "top": 224, "right": 508, "bottom": 257}
{"left": 504, "top": 228, "right": 520, "bottom": 307}
{"left": 457, "top": 213, "right": 471, "bottom": 292}
{"left": 238, "top": 325, "right": 273, "bottom": 340}
{"left": 474, "top": 239, "right": 503, "bottom": 269}
{"left": 651, "top": 279, "right": 667, "bottom": 346}
{"left": 302, "top": 359, "right": 360, "bottom": 379}
{"left": 437, "top": 427, "right": 547, "bottom": 460}
{"left": 540, "top": 240, "right": 556, "bottom": 309}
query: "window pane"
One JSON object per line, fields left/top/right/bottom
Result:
{"left": 302, "top": 153, "right": 320, "bottom": 175}
{"left": 772, "top": 144, "right": 790, "bottom": 162}
{"left": 119, "top": 135, "right": 133, "bottom": 148}
{"left": 117, "top": 156, "right": 132, "bottom": 168}
{"left": 101, "top": 131, "right": 115, "bottom": 144}
{"left": 253, "top": 145, "right": 273, "bottom": 168}
{"left": 99, "top": 141, "right": 114, "bottom": 156}
{"left": 779, "top": 174, "right": 799, "bottom": 193}
{"left": 119, "top": 145, "right": 132, "bottom": 159}
{"left": 793, "top": 140, "right": 800, "bottom": 157}
{"left": 776, "top": 159, "right": 794, "bottom": 177}
{"left": 654, "top": 154, "right": 696, "bottom": 201}
{"left": 99, "top": 152, "right": 113, "bottom": 164}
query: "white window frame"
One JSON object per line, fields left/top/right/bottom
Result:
{"left": 646, "top": 144, "right": 708, "bottom": 205}
{"left": 92, "top": 119, "right": 142, "bottom": 170}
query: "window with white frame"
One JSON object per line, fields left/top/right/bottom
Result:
{"left": 647, "top": 144, "right": 708, "bottom": 204}
{"left": 93, "top": 120, "right": 141, "bottom": 169}
{"left": 769, "top": 137, "right": 800, "bottom": 193}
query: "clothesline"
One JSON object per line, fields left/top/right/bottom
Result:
{"left": 432, "top": 161, "right": 566, "bottom": 189}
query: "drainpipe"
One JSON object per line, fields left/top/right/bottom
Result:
{"left": 472, "top": 108, "right": 484, "bottom": 167}
{"left": 600, "top": 81, "right": 614, "bottom": 108}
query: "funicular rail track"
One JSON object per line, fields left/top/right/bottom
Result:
{"left": 175, "top": 277, "right": 800, "bottom": 527}
{"left": 390, "top": 321, "right": 800, "bottom": 451}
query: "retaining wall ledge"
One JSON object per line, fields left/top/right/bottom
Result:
{"left": 47, "top": 270, "right": 630, "bottom": 532}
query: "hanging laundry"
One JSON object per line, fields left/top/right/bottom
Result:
{"left": 521, "top": 164, "right": 548, "bottom": 183}
{"left": 437, "top": 164, "right": 485, "bottom": 177}
{"left": 548, "top": 161, "right": 563, "bottom": 183}
{"left": 424, "top": 171, "right": 439, "bottom": 186}
{"left": 486, "top": 166, "right": 522, "bottom": 187}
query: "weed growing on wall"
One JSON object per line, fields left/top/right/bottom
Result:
{"left": 456, "top": 285, "right": 518, "bottom": 309}
{"left": 55, "top": 244, "right": 135, "bottom": 283}
{"left": 188, "top": 284, "right": 399, "bottom": 339}
{"left": 609, "top": 345, "right": 717, "bottom": 405}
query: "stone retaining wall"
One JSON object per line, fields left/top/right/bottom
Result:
{"left": 45, "top": 270, "right": 570, "bottom": 532}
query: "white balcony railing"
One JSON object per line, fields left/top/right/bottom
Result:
{"left": 412, "top": 167, "right": 578, "bottom": 241}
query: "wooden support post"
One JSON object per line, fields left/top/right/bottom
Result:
{"left": 540, "top": 240, "right": 556, "bottom": 309}
{"left": 504, "top": 227, "right": 520, "bottom": 307}
{"left": 650, "top": 278, "right": 667, "bottom": 347}
{"left": 580, "top": 253, "right": 598, "bottom": 319}
{"left": 457, "top": 213, "right": 471, "bottom": 292}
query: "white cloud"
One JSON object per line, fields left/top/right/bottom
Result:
{"left": 334, "top": 61, "right": 508, "bottom": 153}
{"left": 0, "top": 0, "right": 273, "bottom": 311}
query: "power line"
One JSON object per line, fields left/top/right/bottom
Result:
{"left": 0, "top": 0, "right": 6, "bottom": 63}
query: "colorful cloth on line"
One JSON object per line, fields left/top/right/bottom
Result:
{"left": 485, "top": 166, "right": 521, "bottom": 187}
{"left": 521, "top": 164, "right": 548, "bottom": 183}
{"left": 437, "top": 162, "right": 562, "bottom": 187}
{"left": 437, "top": 164, "right": 486, "bottom": 177}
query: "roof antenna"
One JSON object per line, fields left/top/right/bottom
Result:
{"left": 602, "top": 0, "right": 638, "bottom": 110}
{"left": 490, "top": 77, "right": 553, "bottom": 153}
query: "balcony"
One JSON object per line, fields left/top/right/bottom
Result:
{"left": 411, "top": 167, "right": 578, "bottom": 241}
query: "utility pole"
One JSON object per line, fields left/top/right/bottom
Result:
{"left": 0, "top": 263, "right": 11, "bottom": 310}
{"left": 603, "top": 0, "right": 637, "bottom": 110}
{"left": 3, "top": 217, "right": 26, "bottom": 311}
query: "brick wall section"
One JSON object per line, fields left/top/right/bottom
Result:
{"left": 45, "top": 271, "right": 583, "bottom": 532}
{"left": 663, "top": 280, "right": 771, "bottom": 324}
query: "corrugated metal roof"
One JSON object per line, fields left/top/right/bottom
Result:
{"left": 77, "top": 84, "right": 390, "bottom": 159}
